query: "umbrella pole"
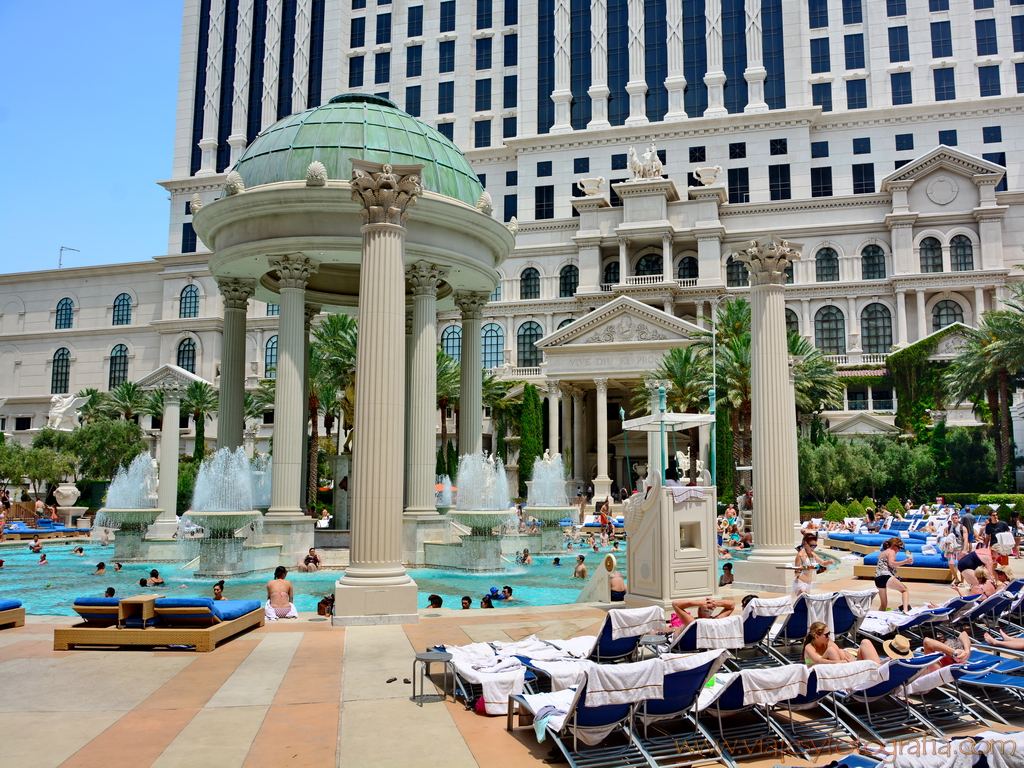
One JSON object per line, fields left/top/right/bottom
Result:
{"left": 659, "top": 387, "right": 667, "bottom": 482}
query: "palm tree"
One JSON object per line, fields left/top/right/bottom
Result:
{"left": 482, "top": 372, "right": 521, "bottom": 463}
{"left": 75, "top": 388, "right": 109, "bottom": 424}
{"left": 436, "top": 348, "right": 460, "bottom": 453}
{"left": 313, "top": 313, "right": 358, "bottom": 451}
{"left": 182, "top": 380, "right": 218, "bottom": 461}
{"left": 141, "top": 389, "right": 163, "bottom": 427}
{"left": 106, "top": 381, "right": 146, "bottom": 421}
{"left": 788, "top": 333, "right": 844, "bottom": 416}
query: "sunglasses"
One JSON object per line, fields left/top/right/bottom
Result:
{"left": 819, "top": 631, "right": 831, "bottom": 637}
{"left": 809, "top": 543, "right": 818, "bottom": 548}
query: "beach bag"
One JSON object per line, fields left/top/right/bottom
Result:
{"left": 317, "top": 594, "right": 335, "bottom": 616}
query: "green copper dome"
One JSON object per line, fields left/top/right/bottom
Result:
{"left": 232, "top": 94, "right": 484, "bottom": 206}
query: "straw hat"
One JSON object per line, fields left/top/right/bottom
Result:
{"left": 882, "top": 635, "right": 914, "bottom": 659}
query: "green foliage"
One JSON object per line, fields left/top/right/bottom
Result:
{"left": 825, "top": 500, "right": 847, "bottom": 522}
{"left": 798, "top": 437, "right": 869, "bottom": 507}
{"left": 846, "top": 500, "right": 865, "bottom": 519}
{"left": 177, "top": 461, "right": 199, "bottom": 516}
{"left": 930, "top": 420, "right": 949, "bottom": 476}
{"left": 518, "top": 384, "right": 544, "bottom": 498}
{"left": 716, "top": 404, "right": 734, "bottom": 504}
{"left": 973, "top": 504, "right": 994, "bottom": 518}
{"left": 994, "top": 504, "right": 1014, "bottom": 520}
{"left": 979, "top": 494, "right": 1024, "bottom": 507}
{"left": 436, "top": 447, "right": 446, "bottom": 476}
{"left": 71, "top": 419, "right": 148, "bottom": 480}
{"left": 940, "top": 428, "right": 997, "bottom": 493}
{"left": 31, "top": 427, "right": 76, "bottom": 454}
{"left": 888, "top": 326, "right": 956, "bottom": 434}
{"left": 861, "top": 496, "right": 875, "bottom": 511}
{"left": 886, "top": 496, "right": 904, "bottom": 517}
{"left": 182, "top": 381, "right": 219, "bottom": 462}
{"left": 445, "top": 440, "right": 458, "bottom": 482}
{"left": 0, "top": 441, "right": 26, "bottom": 494}
{"left": 23, "top": 447, "right": 76, "bottom": 500}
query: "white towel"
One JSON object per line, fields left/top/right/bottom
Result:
{"left": 813, "top": 660, "right": 888, "bottom": 692}
{"left": 671, "top": 487, "right": 704, "bottom": 503}
{"left": 264, "top": 600, "right": 298, "bottom": 620}
{"left": 740, "top": 665, "right": 808, "bottom": 706}
{"left": 904, "top": 665, "right": 955, "bottom": 695}
{"left": 471, "top": 656, "right": 523, "bottom": 674}
{"left": 694, "top": 615, "right": 744, "bottom": 650}
{"left": 661, "top": 649, "right": 731, "bottom": 677}
{"left": 804, "top": 592, "right": 838, "bottom": 634}
{"left": 696, "top": 671, "right": 736, "bottom": 711}
{"left": 608, "top": 606, "right": 665, "bottom": 640}
{"left": 977, "top": 729, "right": 1024, "bottom": 768}
{"left": 995, "top": 531, "right": 1015, "bottom": 554}
{"left": 452, "top": 661, "right": 526, "bottom": 715}
{"left": 531, "top": 660, "right": 588, "bottom": 691}
{"left": 742, "top": 596, "right": 793, "bottom": 619}
{"left": 493, "top": 635, "right": 567, "bottom": 661}
{"left": 519, "top": 688, "right": 577, "bottom": 736}
{"left": 839, "top": 589, "right": 877, "bottom": 618}
{"left": 547, "top": 635, "right": 599, "bottom": 658}
{"left": 583, "top": 658, "right": 664, "bottom": 707}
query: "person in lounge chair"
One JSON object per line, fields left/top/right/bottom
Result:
{"left": 670, "top": 596, "right": 739, "bottom": 631}
{"left": 983, "top": 628, "right": 1024, "bottom": 650}
{"left": 265, "top": 566, "right": 298, "bottom": 620}
{"left": 804, "top": 621, "right": 881, "bottom": 666}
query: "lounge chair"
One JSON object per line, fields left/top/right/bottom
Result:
{"left": 53, "top": 596, "right": 263, "bottom": 652}
{"left": 431, "top": 641, "right": 533, "bottom": 712}
{"left": 950, "top": 591, "right": 1019, "bottom": 639}
{"left": 767, "top": 666, "right": 863, "bottom": 760}
{"left": 71, "top": 597, "right": 123, "bottom": 626}
{"left": 550, "top": 606, "right": 664, "bottom": 664}
{"left": 0, "top": 599, "right": 25, "bottom": 629}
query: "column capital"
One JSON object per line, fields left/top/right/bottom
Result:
{"left": 350, "top": 160, "right": 424, "bottom": 226}
{"left": 617, "top": 236, "right": 632, "bottom": 248}
{"left": 407, "top": 261, "right": 450, "bottom": 296}
{"left": 733, "top": 234, "right": 802, "bottom": 287}
{"left": 269, "top": 254, "right": 320, "bottom": 289}
{"left": 160, "top": 380, "right": 187, "bottom": 403}
{"left": 547, "top": 380, "right": 561, "bottom": 397}
{"left": 571, "top": 387, "right": 585, "bottom": 403}
{"left": 216, "top": 276, "right": 255, "bottom": 309}
{"left": 454, "top": 291, "right": 490, "bottom": 320}
{"left": 644, "top": 378, "right": 672, "bottom": 395}
{"left": 593, "top": 377, "right": 609, "bottom": 393}
{"left": 304, "top": 303, "right": 322, "bottom": 328}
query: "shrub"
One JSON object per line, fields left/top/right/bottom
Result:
{"left": 847, "top": 500, "right": 865, "bottom": 519}
{"left": 973, "top": 504, "right": 994, "bottom": 519}
{"left": 941, "top": 493, "right": 979, "bottom": 506}
{"left": 825, "top": 500, "right": 847, "bottom": 522}
{"left": 886, "top": 496, "right": 904, "bottom": 517}
{"left": 861, "top": 496, "right": 875, "bottom": 511}
{"left": 978, "top": 494, "right": 1024, "bottom": 508}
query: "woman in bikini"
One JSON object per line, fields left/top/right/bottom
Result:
{"left": 793, "top": 532, "right": 829, "bottom": 598}
{"left": 266, "top": 566, "right": 297, "bottom": 620}
{"left": 802, "top": 622, "right": 880, "bottom": 666}
{"left": 212, "top": 580, "right": 227, "bottom": 600}
{"left": 952, "top": 565, "right": 998, "bottom": 598}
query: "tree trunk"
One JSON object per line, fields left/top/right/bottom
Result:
{"left": 439, "top": 398, "right": 448, "bottom": 451}
{"left": 998, "top": 369, "right": 1013, "bottom": 490}
{"left": 307, "top": 394, "right": 320, "bottom": 513}
{"left": 988, "top": 386, "right": 1004, "bottom": 478}
{"left": 688, "top": 426, "right": 699, "bottom": 482}
{"left": 730, "top": 409, "right": 742, "bottom": 489}
{"left": 194, "top": 412, "right": 205, "bottom": 462}
{"left": 740, "top": 399, "right": 753, "bottom": 491}
{"left": 455, "top": 407, "right": 461, "bottom": 455}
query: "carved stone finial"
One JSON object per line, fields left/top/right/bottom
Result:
{"left": 476, "top": 189, "right": 494, "bottom": 214}
{"left": 694, "top": 165, "right": 723, "bottom": 186}
{"left": 224, "top": 170, "right": 245, "bottom": 195}
{"left": 190, "top": 193, "right": 204, "bottom": 214}
{"left": 349, "top": 160, "right": 423, "bottom": 226}
{"left": 506, "top": 216, "right": 518, "bottom": 234}
{"left": 407, "top": 261, "right": 450, "bottom": 296}
{"left": 454, "top": 290, "right": 491, "bottom": 319}
{"left": 216, "top": 277, "right": 255, "bottom": 309}
{"left": 268, "top": 254, "right": 320, "bottom": 290}
{"left": 577, "top": 177, "right": 605, "bottom": 196}
{"left": 732, "top": 234, "right": 803, "bottom": 287}
{"left": 306, "top": 161, "right": 328, "bottom": 186}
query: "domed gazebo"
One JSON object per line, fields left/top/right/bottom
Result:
{"left": 192, "top": 94, "right": 513, "bottom": 624}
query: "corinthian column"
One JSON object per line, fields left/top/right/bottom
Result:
{"left": 456, "top": 291, "right": 490, "bottom": 456}
{"left": 593, "top": 378, "right": 612, "bottom": 498}
{"left": 547, "top": 381, "right": 561, "bottom": 454}
{"left": 217, "top": 277, "right": 255, "bottom": 450}
{"left": 572, "top": 389, "right": 585, "bottom": 485}
{"left": 550, "top": 0, "right": 573, "bottom": 133}
{"left": 150, "top": 381, "right": 186, "bottom": 538}
{"left": 735, "top": 235, "right": 802, "bottom": 589}
{"left": 267, "top": 254, "right": 319, "bottom": 518}
{"left": 406, "top": 262, "right": 449, "bottom": 516}
{"left": 336, "top": 161, "right": 422, "bottom": 624}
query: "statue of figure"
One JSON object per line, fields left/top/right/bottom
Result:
{"left": 543, "top": 449, "right": 551, "bottom": 462}
{"left": 46, "top": 395, "right": 89, "bottom": 430}
{"left": 145, "top": 458, "right": 159, "bottom": 500}
{"left": 643, "top": 143, "right": 663, "bottom": 177}
{"left": 674, "top": 449, "right": 704, "bottom": 476}
{"left": 627, "top": 146, "right": 644, "bottom": 179}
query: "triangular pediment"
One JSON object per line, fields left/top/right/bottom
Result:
{"left": 881, "top": 147, "right": 1005, "bottom": 189}
{"left": 891, "top": 322, "right": 973, "bottom": 362}
{"left": 828, "top": 412, "right": 901, "bottom": 436}
{"left": 136, "top": 364, "right": 210, "bottom": 390}
{"left": 536, "top": 296, "right": 703, "bottom": 348}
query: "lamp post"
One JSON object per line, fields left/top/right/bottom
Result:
{"left": 659, "top": 386, "right": 667, "bottom": 481}
{"left": 709, "top": 388, "right": 717, "bottom": 486}
{"left": 709, "top": 295, "right": 724, "bottom": 490}
{"left": 619, "top": 407, "right": 630, "bottom": 493}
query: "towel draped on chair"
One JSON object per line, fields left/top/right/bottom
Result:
{"left": 839, "top": 589, "right": 877, "bottom": 618}
{"left": 531, "top": 660, "right": 588, "bottom": 691}
{"left": 742, "top": 596, "right": 793, "bottom": 619}
{"left": 804, "top": 592, "right": 838, "bottom": 633}
{"left": 740, "top": 665, "right": 809, "bottom": 706}
{"left": 608, "top": 606, "right": 665, "bottom": 640}
{"left": 582, "top": 658, "right": 664, "bottom": 707}
{"left": 813, "top": 660, "right": 889, "bottom": 692}
{"left": 695, "top": 615, "right": 744, "bottom": 649}
{"left": 446, "top": 643, "right": 527, "bottom": 715}
{"left": 547, "top": 635, "right": 598, "bottom": 658}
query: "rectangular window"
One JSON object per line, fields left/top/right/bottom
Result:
{"left": 506, "top": 171, "right": 517, "bottom": 185}
{"left": 763, "top": 0, "right": 786, "bottom": 110}
{"left": 475, "top": 78, "right": 492, "bottom": 110}
{"left": 353, "top": 0, "right": 366, "bottom": 8}
{"left": 570, "top": 183, "right": 582, "bottom": 215}
{"left": 407, "top": 5, "right": 423, "bottom": 36}
{"left": 474, "top": 119, "right": 492, "bottom": 147}
{"left": 503, "top": 115, "right": 517, "bottom": 137}
{"left": 811, "top": 167, "right": 833, "bottom": 197}
{"left": 811, "top": 141, "right": 829, "bottom": 158}
{"left": 894, "top": 159, "right": 910, "bottom": 169}
{"left": 476, "top": 37, "right": 492, "bottom": 69}
{"left": 477, "top": 0, "right": 493, "bottom": 28}
{"left": 889, "top": 26, "right": 909, "bottom": 62}
{"left": 984, "top": 126, "right": 1002, "bottom": 143}
{"left": 503, "top": 74, "right": 517, "bottom": 108}
{"left": 405, "top": 85, "right": 421, "bottom": 116}
{"left": 439, "top": 40, "right": 455, "bottom": 72}
{"left": 609, "top": 179, "right": 626, "bottom": 206}
{"left": 349, "top": 55, "right": 365, "bottom": 87}
{"left": 931, "top": 21, "right": 952, "bottom": 57}
{"left": 437, "top": 121, "right": 454, "bottom": 140}
{"left": 852, "top": 163, "right": 875, "bottom": 194}
{"left": 727, "top": 167, "right": 750, "bottom": 203}
{"left": 689, "top": 146, "right": 706, "bottom": 163}
{"left": 979, "top": 65, "right": 1001, "bottom": 96}
{"left": 374, "top": 51, "right": 390, "bottom": 83}
{"left": 535, "top": 185, "right": 554, "bottom": 219}
{"left": 975, "top": 0, "right": 994, "bottom": 7}
{"left": 812, "top": 82, "right": 833, "bottom": 111}
{"left": 1014, "top": 15, "right": 1024, "bottom": 52}
{"left": 406, "top": 45, "right": 422, "bottom": 77}
{"left": 376, "top": 12, "right": 391, "bottom": 43}
{"left": 929, "top": 0, "right": 948, "bottom": 9}
{"left": 845, "top": 33, "right": 865, "bottom": 69}
{"left": 846, "top": 78, "right": 867, "bottom": 109}
{"left": 809, "top": 0, "right": 828, "bottom": 28}
{"left": 14, "top": 417, "right": 31, "bottom": 432}
{"left": 983, "top": 151, "right": 1008, "bottom": 191}
{"left": 1018, "top": 63, "right": 1024, "bottom": 93}
{"left": 440, "top": 0, "right": 456, "bottom": 32}
{"left": 611, "top": 153, "right": 628, "bottom": 170}
{"left": 770, "top": 138, "right": 787, "bottom": 156}
{"left": 729, "top": 142, "right": 746, "bottom": 159}
{"left": 895, "top": 133, "right": 914, "bottom": 151}
{"left": 505, "top": 0, "right": 518, "bottom": 24}
{"left": 891, "top": 71, "right": 912, "bottom": 104}
{"left": 574, "top": 158, "right": 590, "bottom": 173}
{"left": 810, "top": 38, "right": 830, "bottom": 73}
{"left": 503, "top": 193, "right": 517, "bottom": 221}
{"left": 768, "top": 164, "right": 791, "bottom": 200}
{"left": 537, "top": 161, "right": 553, "bottom": 176}
{"left": 842, "top": 0, "right": 862, "bottom": 24}
{"left": 479, "top": 173, "right": 487, "bottom": 188}
{"left": 720, "top": 0, "right": 745, "bottom": 115}
{"left": 933, "top": 67, "right": 956, "bottom": 100}
{"left": 379, "top": 0, "right": 391, "bottom": 6}
{"left": 350, "top": 16, "right": 365, "bottom": 47}
{"left": 939, "top": 129, "right": 957, "bottom": 146}
{"left": 504, "top": 33, "right": 518, "bottom": 66}
{"left": 438, "top": 81, "right": 454, "bottom": 113}
{"left": 976, "top": 18, "right": 998, "bottom": 55}
{"left": 887, "top": 0, "right": 906, "bottom": 15}
{"left": 182, "top": 223, "right": 197, "bottom": 253}
{"left": 853, "top": 137, "right": 871, "bottom": 154}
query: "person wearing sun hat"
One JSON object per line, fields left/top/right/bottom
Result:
{"left": 883, "top": 632, "right": 972, "bottom": 673}
{"left": 882, "top": 634, "right": 915, "bottom": 660}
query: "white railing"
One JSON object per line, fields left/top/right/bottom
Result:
{"left": 599, "top": 283, "right": 616, "bottom": 292}
{"left": 676, "top": 278, "right": 698, "bottom": 288}
{"left": 861, "top": 353, "right": 889, "bottom": 364}
{"left": 825, "top": 355, "right": 848, "bottom": 365}
{"left": 501, "top": 366, "right": 541, "bottom": 377}
{"left": 624, "top": 275, "right": 665, "bottom": 286}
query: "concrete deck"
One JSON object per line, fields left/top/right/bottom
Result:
{"left": 3, "top": 549, "right": 1022, "bottom": 768}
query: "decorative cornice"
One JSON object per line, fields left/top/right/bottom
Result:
{"left": 720, "top": 193, "right": 888, "bottom": 217}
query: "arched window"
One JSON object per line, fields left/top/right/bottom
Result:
{"left": 603, "top": 261, "right": 620, "bottom": 285}
{"left": 635, "top": 253, "right": 662, "bottom": 276}
{"left": 950, "top": 235, "right": 974, "bottom": 271}
{"left": 51, "top": 348, "right": 70, "bottom": 394}
{"left": 108, "top": 344, "right": 129, "bottom": 390}
{"left": 785, "top": 308, "right": 800, "bottom": 335}
{"left": 559, "top": 265, "right": 579, "bottom": 297}
{"left": 861, "top": 303, "right": 893, "bottom": 354}
{"left": 177, "top": 338, "right": 196, "bottom": 374}
{"left": 441, "top": 325, "right": 462, "bottom": 361}
{"left": 179, "top": 285, "right": 200, "bottom": 318}
{"left": 814, "top": 306, "right": 846, "bottom": 355}
{"left": 517, "top": 321, "right": 543, "bottom": 367}
{"left": 112, "top": 293, "right": 132, "bottom": 325}
{"left": 490, "top": 283, "right": 501, "bottom": 302}
{"left": 815, "top": 248, "right": 839, "bottom": 282}
{"left": 264, "top": 336, "right": 278, "bottom": 378}
{"left": 55, "top": 298, "right": 74, "bottom": 329}
{"left": 677, "top": 257, "right": 698, "bottom": 280}
{"left": 861, "top": 245, "right": 886, "bottom": 280}
{"left": 919, "top": 237, "right": 942, "bottom": 273}
{"left": 726, "top": 256, "right": 748, "bottom": 287}
{"left": 482, "top": 323, "right": 504, "bottom": 369}
{"left": 558, "top": 318, "right": 574, "bottom": 329}
{"left": 932, "top": 299, "right": 963, "bottom": 331}
{"left": 520, "top": 267, "right": 540, "bottom": 299}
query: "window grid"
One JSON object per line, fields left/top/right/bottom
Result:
{"left": 812, "top": 82, "right": 832, "bottom": 111}
{"left": 534, "top": 187, "right": 553, "bottom": 218}
{"left": 976, "top": 18, "right": 997, "bottom": 55}
{"left": 180, "top": 285, "right": 200, "bottom": 318}
{"left": 604, "top": 261, "right": 620, "bottom": 284}
{"left": 951, "top": 235, "right": 974, "bottom": 271}
{"left": 816, "top": 248, "right": 840, "bottom": 282}
{"left": 727, "top": 167, "right": 749, "bottom": 203}
{"left": 852, "top": 163, "right": 875, "bottom": 194}
{"left": 440, "top": 0, "right": 455, "bottom": 31}
{"left": 438, "top": 121, "right": 453, "bottom": 139}
{"left": 811, "top": 141, "right": 829, "bottom": 158}
{"left": 474, "top": 119, "right": 491, "bottom": 148}
{"left": 490, "top": 284, "right": 501, "bottom": 302}
{"left": 763, "top": 0, "right": 786, "bottom": 109}
{"left": 350, "top": 16, "right": 365, "bottom": 47}
{"left": 439, "top": 40, "right": 455, "bottom": 72}
{"left": 476, "top": 37, "right": 492, "bottom": 69}
{"left": 475, "top": 78, "right": 492, "bottom": 111}
{"left": 891, "top": 72, "right": 912, "bottom": 105}
{"left": 689, "top": 146, "right": 706, "bottom": 163}
{"left": 933, "top": 300, "right": 963, "bottom": 331}
{"left": 441, "top": 325, "right": 462, "bottom": 361}
{"left": 842, "top": 0, "right": 862, "bottom": 24}
{"left": 1014, "top": 15, "right": 1024, "bottom": 52}
{"left": 862, "top": 304, "right": 893, "bottom": 354}
{"left": 983, "top": 152, "right": 1007, "bottom": 192}
{"left": 112, "top": 293, "right": 132, "bottom": 326}
{"left": 862, "top": 245, "right": 886, "bottom": 280}
{"left": 406, "top": 45, "right": 421, "bottom": 77}
{"left": 811, "top": 166, "right": 833, "bottom": 197}
{"left": 405, "top": 85, "right": 421, "bottom": 116}
{"left": 503, "top": 193, "right": 517, "bottom": 221}
{"left": 177, "top": 338, "right": 197, "bottom": 374}
{"left": 853, "top": 137, "right": 871, "bottom": 155}
{"left": 983, "top": 126, "right": 1002, "bottom": 144}
{"left": 505, "top": 0, "right": 518, "bottom": 25}
{"left": 407, "top": 5, "right": 423, "bottom": 35}
{"left": 809, "top": 0, "right": 828, "bottom": 28}
{"left": 55, "top": 298, "right": 74, "bottom": 329}
{"left": 374, "top": 52, "right": 390, "bottom": 83}
{"left": 887, "top": 0, "right": 906, "bottom": 15}
{"left": 896, "top": 133, "right": 914, "bottom": 151}
{"left": 267, "top": 303, "right": 280, "bottom": 316}
{"left": 438, "top": 81, "right": 454, "bottom": 113}
{"left": 504, "top": 33, "right": 518, "bottom": 66}
{"left": 931, "top": 21, "right": 952, "bottom": 58}
{"left": 979, "top": 66, "right": 1001, "bottom": 97}
{"left": 477, "top": 0, "right": 492, "bottom": 28}
{"left": 846, "top": 79, "right": 867, "bottom": 109}
{"left": 574, "top": 158, "right": 590, "bottom": 173}
{"left": 521, "top": 268, "right": 541, "bottom": 299}
{"left": 559, "top": 265, "right": 579, "bottom": 297}
{"left": 845, "top": 34, "right": 865, "bottom": 70}
{"left": 635, "top": 253, "right": 663, "bottom": 276}
{"left": 678, "top": 257, "right": 698, "bottom": 280}
{"left": 815, "top": 307, "right": 846, "bottom": 355}
{"left": 939, "top": 129, "right": 957, "bottom": 146}
{"left": 770, "top": 138, "right": 787, "bottom": 155}
{"left": 726, "top": 257, "right": 748, "bottom": 287}
{"left": 810, "top": 38, "right": 830, "bottom": 73}
{"left": 51, "top": 348, "right": 71, "bottom": 394}
{"left": 376, "top": 12, "right": 391, "bottom": 43}
{"left": 517, "top": 321, "right": 543, "bottom": 367}
{"left": 768, "top": 164, "right": 791, "bottom": 200}
{"left": 349, "top": 55, "right": 364, "bottom": 87}
{"left": 109, "top": 344, "right": 129, "bottom": 390}
{"left": 919, "top": 237, "right": 943, "bottom": 272}
{"left": 503, "top": 75, "right": 517, "bottom": 108}
{"left": 265, "top": 336, "right": 278, "bottom": 377}
{"left": 786, "top": 308, "right": 800, "bottom": 335}
{"left": 889, "top": 26, "right": 909, "bottom": 62}
{"left": 482, "top": 324, "right": 504, "bottom": 369}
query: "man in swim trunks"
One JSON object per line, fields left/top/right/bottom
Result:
{"left": 609, "top": 570, "right": 626, "bottom": 601}
{"left": 572, "top": 555, "right": 588, "bottom": 579}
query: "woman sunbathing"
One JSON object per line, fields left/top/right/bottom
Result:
{"left": 265, "top": 566, "right": 297, "bottom": 620}
{"left": 802, "top": 622, "right": 880, "bottom": 666}
{"left": 983, "top": 629, "right": 1024, "bottom": 650}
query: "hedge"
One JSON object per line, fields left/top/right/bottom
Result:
{"left": 940, "top": 493, "right": 1024, "bottom": 507}
{"left": 825, "top": 500, "right": 847, "bottom": 522}
{"left": 847, "top": 500, "right": 865, "bottom": 519}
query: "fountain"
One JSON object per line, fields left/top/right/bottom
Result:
{"left": 435, "top": 475, "right": 453, "bottom": 510}
{"left": 95, "top": 454, "right": 162, "bottom": 560}
{"left": 251, "top": 454, "right": 272, "bottom": 512}
{"left": 524, "top": 451, "right": 577, "bottom": 554}
{"left": 424, "top": 452, "right": 511, "bottom": 571}
{"left": 180, "top": 447, "right": 266, "bottom": 577}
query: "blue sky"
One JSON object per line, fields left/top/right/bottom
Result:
{"left": 0, "top": 2, "right": 182, "bottom": 273}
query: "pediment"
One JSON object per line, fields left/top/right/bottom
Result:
{"left": 894, "top": 322, "right": 973, "bottom": 362}
{"left": 537, "top": 296, "right": 703, "bottom": 348}
{"left": 136, "top": 364, "right": 210, "bottom": 390}
{"left": 881, "top": 147, "right": 1005, "bottom": 189}
{"left": 828, "top": 412, "right": 900, "bottom": 436}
